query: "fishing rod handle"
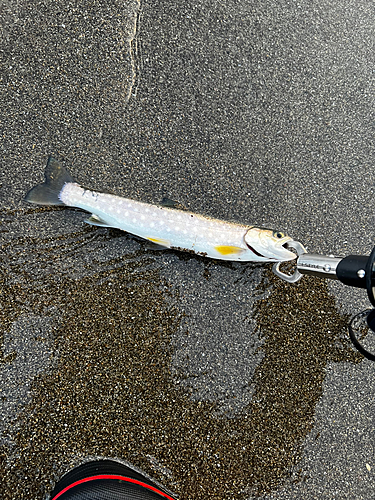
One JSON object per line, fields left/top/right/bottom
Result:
{"left": 297, "top": 254, "right": 370, "bottom": 289}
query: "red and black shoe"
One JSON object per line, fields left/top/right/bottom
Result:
{"left": 49, "top": 459, "right": 177, "bottom": 500}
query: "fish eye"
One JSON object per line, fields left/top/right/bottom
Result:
{"left": 273, "top": 231, "right": 285, "bottom": 239}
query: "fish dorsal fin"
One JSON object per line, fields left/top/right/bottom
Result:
{"left": 161, "top": 197, "right": 187, "bottom": 211}
{"left": 85, "top": 214, "right": 113, "bottom": 227}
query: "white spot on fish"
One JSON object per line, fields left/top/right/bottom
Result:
{"left": 141, "top": 215, "right": 145, "bottom": 221}
{"left": 125, "top": 211, "right": 129, "bottom": 217}
{"left": 132, "top": 218, "right": 137, "bottom": 223}
{"left": 150, "top": 222, "right": 155, "bottom": 228}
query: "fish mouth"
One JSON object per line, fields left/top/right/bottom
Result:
{"left": 246, "top": 236, "right": 297, "bottom": 261}
{"left": 245, "top": 241, "right": 296, "bottom": 261}
{"left": 245, "top": 243, "right": 267, "bottom": 259}
{"left": 275, "top": 238, "right": 298, "bottom": 261}
{"left": 244, "top": 229, "right": 298, "bottom": 261}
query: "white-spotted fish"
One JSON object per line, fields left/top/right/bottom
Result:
{"left": 25, "top": 157, "right": 296, "bottom": 262}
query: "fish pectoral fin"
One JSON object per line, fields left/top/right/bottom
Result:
{"left": 161, "top": 197, "right": 188, "bottom": 211}
{"left": 146, "top": 237, "right": 171, "bottom": 248}
{"left": 85, "top": 214, "right": 113, "bottom": 228}
{"left": 214, "top": 245, "right": 245, "bottom": 256}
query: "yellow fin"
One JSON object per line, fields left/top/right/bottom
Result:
{"left": 147, "top": 237, "right": 170, "bottom": 248}
{"left": 214, "top": 245, "right": 245, "bottom": 256}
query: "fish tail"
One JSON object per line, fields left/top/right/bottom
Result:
{"left": 24, "top": 156, "right": 75, "bottom": 205}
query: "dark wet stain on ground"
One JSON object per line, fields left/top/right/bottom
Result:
{"left": 0, "top": 214, "right": 361, "bottom": 500}
{"left": 247, "top": 270, "right": 361, "bottom": 496}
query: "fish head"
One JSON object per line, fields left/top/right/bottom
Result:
{"left": 244, "top": 227, "right": 296, "bottom": 261}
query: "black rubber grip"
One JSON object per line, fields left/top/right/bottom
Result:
{"left": 336, "top": 255, "right": 369, "bottom": 288}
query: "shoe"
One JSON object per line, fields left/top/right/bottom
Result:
{"left": 49, "top": 459, "right": 177, "bottom": 500}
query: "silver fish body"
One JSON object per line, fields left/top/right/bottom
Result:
{"left": 25, "top": 157, "right": 296, "bottom": 262}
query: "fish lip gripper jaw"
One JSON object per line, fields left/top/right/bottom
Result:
{"left": 272, "top": 240, "right": 309, "bottom": 283}
{"left": 273, "top": 241, "right": 371, "bottom": 290}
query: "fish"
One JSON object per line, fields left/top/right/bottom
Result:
{"left": 24, "top": 156, "right": 296, "bottom": 262}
